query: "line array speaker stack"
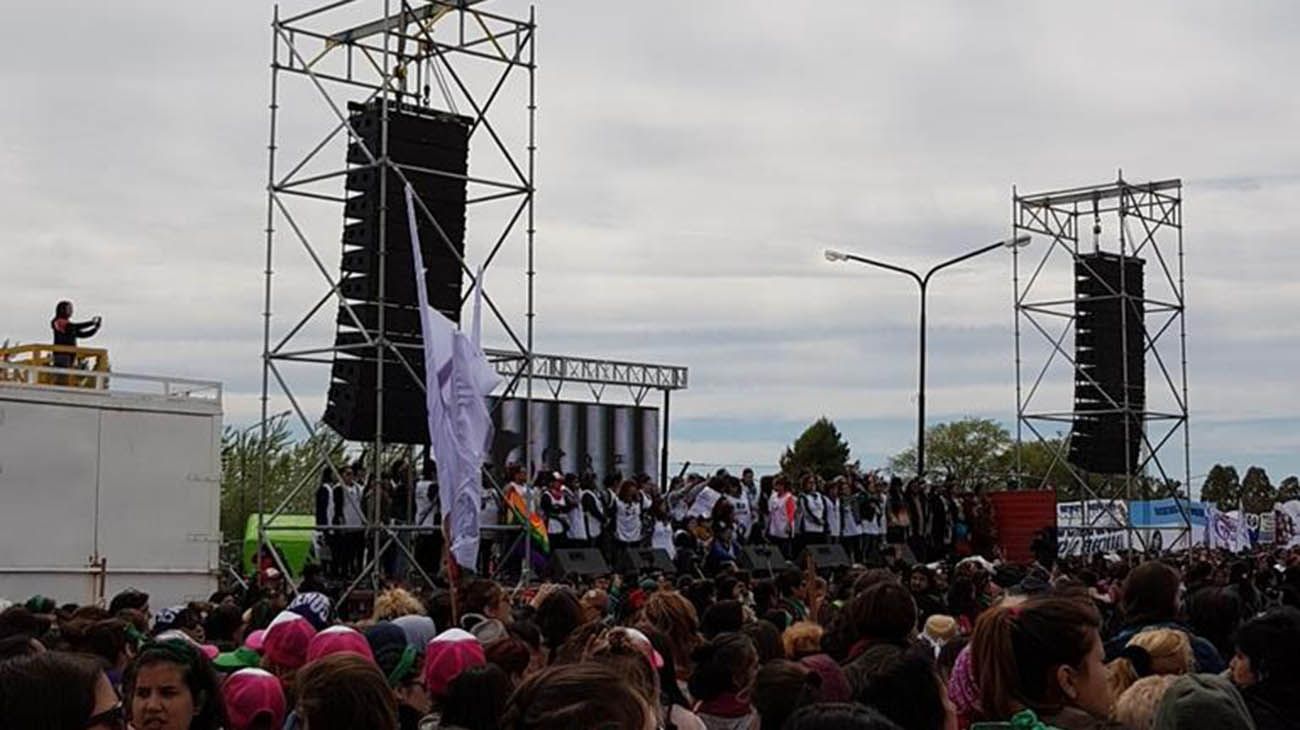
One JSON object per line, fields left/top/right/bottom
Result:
{"left": 1069, "top": 252, "right": 1145, "bottom": 475}
{"left": 323, "top": 101, "right": 472, "bottom": 444}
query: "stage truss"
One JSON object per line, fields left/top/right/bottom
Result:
{"left": 1012, "top": 175, "right": 1192, "bottom": 550}
{"left": 256, "top": 1, "right": 686, "bottom": 596}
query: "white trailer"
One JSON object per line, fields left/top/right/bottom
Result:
{"left": 0, "top": 354, "right": 222, "bottom": 608}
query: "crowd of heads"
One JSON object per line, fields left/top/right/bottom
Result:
{"left": 6, "top": 540, "right": 1300, "bottom": 729}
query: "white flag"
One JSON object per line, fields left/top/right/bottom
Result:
{"left": 405, "top": 185, "right": 500, "bottom": 571}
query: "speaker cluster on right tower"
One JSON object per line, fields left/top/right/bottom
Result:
{"left": 1069, "top": 252, "right": 1146, "bottom": 475}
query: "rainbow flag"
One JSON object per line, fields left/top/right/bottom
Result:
{"left": 505, "top": 488, "right": 550, "bottom": 553}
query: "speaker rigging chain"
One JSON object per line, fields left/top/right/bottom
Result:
{"left": 1091, "top": 195, "right": 1102, "bottom": 254}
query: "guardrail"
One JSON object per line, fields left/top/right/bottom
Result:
{"left": 0, "top": 360, "right": 221, "bottom": 403}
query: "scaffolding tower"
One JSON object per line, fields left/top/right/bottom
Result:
{"left": 257, "top": 1, "right": 686, "bottom": 599}
{"left": 1012, "top": 174, "right": 1192, "bottom": 551}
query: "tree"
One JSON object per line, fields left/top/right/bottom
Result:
{"left": 888, "top": 417, "right": 1012, "bottom": 487}
{"left": 220, "top": 417, "right": 347, "bottom": 568}
{"left": 1240, "top": 465, "right": 1276, "bottom": 513}
{"left": 1200, "top": 464, "right": 1241, "bottom": 510}
{"left": 780, "top": 417, "right": 852, "bottom": 481}
{"left": 1279, "top": 475, "right": 1300, "bottom": 503}
{"left": 1008, "top": 436, "right": 1076, "bottom": 494}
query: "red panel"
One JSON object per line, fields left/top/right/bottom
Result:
{"left": 989, "top": 491, "right": 1057, "bottom": 564}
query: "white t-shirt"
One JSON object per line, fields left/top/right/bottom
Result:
{"left": 567, "top": 489, "right": 602, "bottom": 541}
{"left": 767, "top": 492, "right": 795, "bottom": 540}
{"left": 414, "top": 479, "right": 437, "bottom": 527}
{"left": 798, "top": 492, "right": 827, "bottom": 534}
{"left": 728, "top": 494, "right": 753, "bottom": 536}
{"left": 615, "top": 493, "right": 649, "bottom": 543}
{"left": 341, "top": 483, "right": 365, "bottom": 527}
{"left": 825, "top": 496, "right": 842, "bottom": 538}
{"left": 480, "top": 489, "right": 501, "bottom": 530}
{"left": 543, "top": 487, "right": 574, "bottom": 536}
{"left": 841, "top": 495, "right": 864, "bottom": 538}
{"left": 651, "top": 518, "right": 676, "bottom": 560}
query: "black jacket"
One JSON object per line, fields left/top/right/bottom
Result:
{"left": 1242, "top": 680, "right": 1300, "bottom": 730}
{"left": 52, "top": 317, "right": 99, "bottom": 347}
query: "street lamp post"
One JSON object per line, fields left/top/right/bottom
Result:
{"left": 825, "top": 235, "right": 1030, "bottom": 480}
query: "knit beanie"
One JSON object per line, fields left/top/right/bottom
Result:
{"left": 1153, "top": 674, "right": 1256, "bottom": 730}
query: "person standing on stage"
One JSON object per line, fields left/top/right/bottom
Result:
{"left": 794, "top": 474, "right": 827, "bottom": 557}
{"left": 315, "top": 467, "right": 341, "bottom": 577}
{"left": 337, "top": 465, "right": 366, "bottom": 577}
{"left": 824, "top": 477, "right": 843, "bottom": 546}
{"left": 840, "top": 476, "right": 865, "bottom": 562}
{"left": 886, "top": 476, "right": 910, "bottom": 549}
{"left": 726, "top": 477, "right": 754, "bottom": 543}
{"left": 860, "top": 474, "right": 887, "bottom": 561}
{"left": 50, "top": 300, "right": 101, "bottom": 381}
{"left": 540, "top": 472, "right": 576, "bottom": 552}
{"left": 566, "top": 474, "right": 605, "bottom": 550}
{"left": 766, "top": 476, "right": 796, "bottom": 557}
{"left": 741, "top": 468, "right": 763, "bottom": 541}
{"left": 613, "top": 480, "right": 651, "bottom": 551}
{"left": 413, "top": 460, "right": 441, "bottom": 580}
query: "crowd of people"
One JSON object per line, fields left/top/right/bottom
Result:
{"left": 5, "top": 540, "right": 1300, "bottom": 729}
{"left": 313, "top": 463, "right": 1002, "bottom": 581}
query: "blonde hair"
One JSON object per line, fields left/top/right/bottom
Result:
{"left": 782, "top": 621, "right": 824, "bottom": 660}
{"left": 1113, "top": 674, "right": 1179, "bottom": 730}
{"left": 371, "top": 587, "right": 425, "bottom": 622}
{"left": 1106, "top": 628, "right": 1194, "bottom": 698}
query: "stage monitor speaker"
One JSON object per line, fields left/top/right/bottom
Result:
{"left": 1069, "top": 252, "right": 1146, "bottom": 475}
{"left": 617, "top": 548, "right": 676, "bottom": 576}
{"left": 738, "top": 545, "right": 793, "bottom": 575}
{"left": 553, "top": 548, "right": 611, "bottom": 578}
{"left": 800, "top": 544, "right": 851, "bottom": 571}
{"left": 325, "top": 100, "right": 473, "bottom": 445}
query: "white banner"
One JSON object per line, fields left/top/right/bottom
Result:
{"left": 1276, "top": 501, "right": 1300, "bottom": 548}
{"left": 1057, "top": 500, "right": 1128, "bottom": 529}
{"left": 1058, "top": 529, "right": 1129, "bottom": 556}
{"left": 1205, "top": 507, "right": 1246, "bottom": 552}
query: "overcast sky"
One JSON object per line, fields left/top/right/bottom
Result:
{"left": 3, "top": 2, "right": 1299, "bottom": 487}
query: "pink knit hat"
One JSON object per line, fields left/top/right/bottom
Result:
{"left": 423, "top": 628, "right": 486, "bottom": 698}
{"left": 306, "top": 625, "right": 376, "bottom": 665}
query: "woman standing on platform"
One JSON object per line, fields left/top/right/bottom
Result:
{"left": 614, "top": 480, "right": 650, "bottom": 552}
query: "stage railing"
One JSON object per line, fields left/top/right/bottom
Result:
{"left": 0, "top": 348, "right": 220, "bottom": 403}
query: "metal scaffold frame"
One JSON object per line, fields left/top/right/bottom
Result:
{"left": 256, "top": 1, "right": 687, "bottom": 596}
{"left": 1012, "top": 174, "right": 1192, "bottom": 550}
{"left": 259, "top": 0, "right": 538, "bottom": 598}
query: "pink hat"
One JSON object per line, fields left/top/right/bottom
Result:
{"left": 262, "top": 611, "right": 317, "bottom": 670}
{"left": 614, "top": 627, "right": 664, "bottom": 670}
{"left": 423, "top": 628, "right": 485, "bottom": 698}
{"left": 306, "top": 626, "right": 375, "bottom": 665}
{"left": 245, "top": 629, "right": 267, "bottom": 652}
{"left": 222, "top": 668, "right": 287, "bottom": 730}
{"left": 800, "top": 654, "right": 850, "bottom": 703}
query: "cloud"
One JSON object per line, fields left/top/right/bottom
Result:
{"left": 2, "top": 1, "right": 1299, "bottom": 485}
